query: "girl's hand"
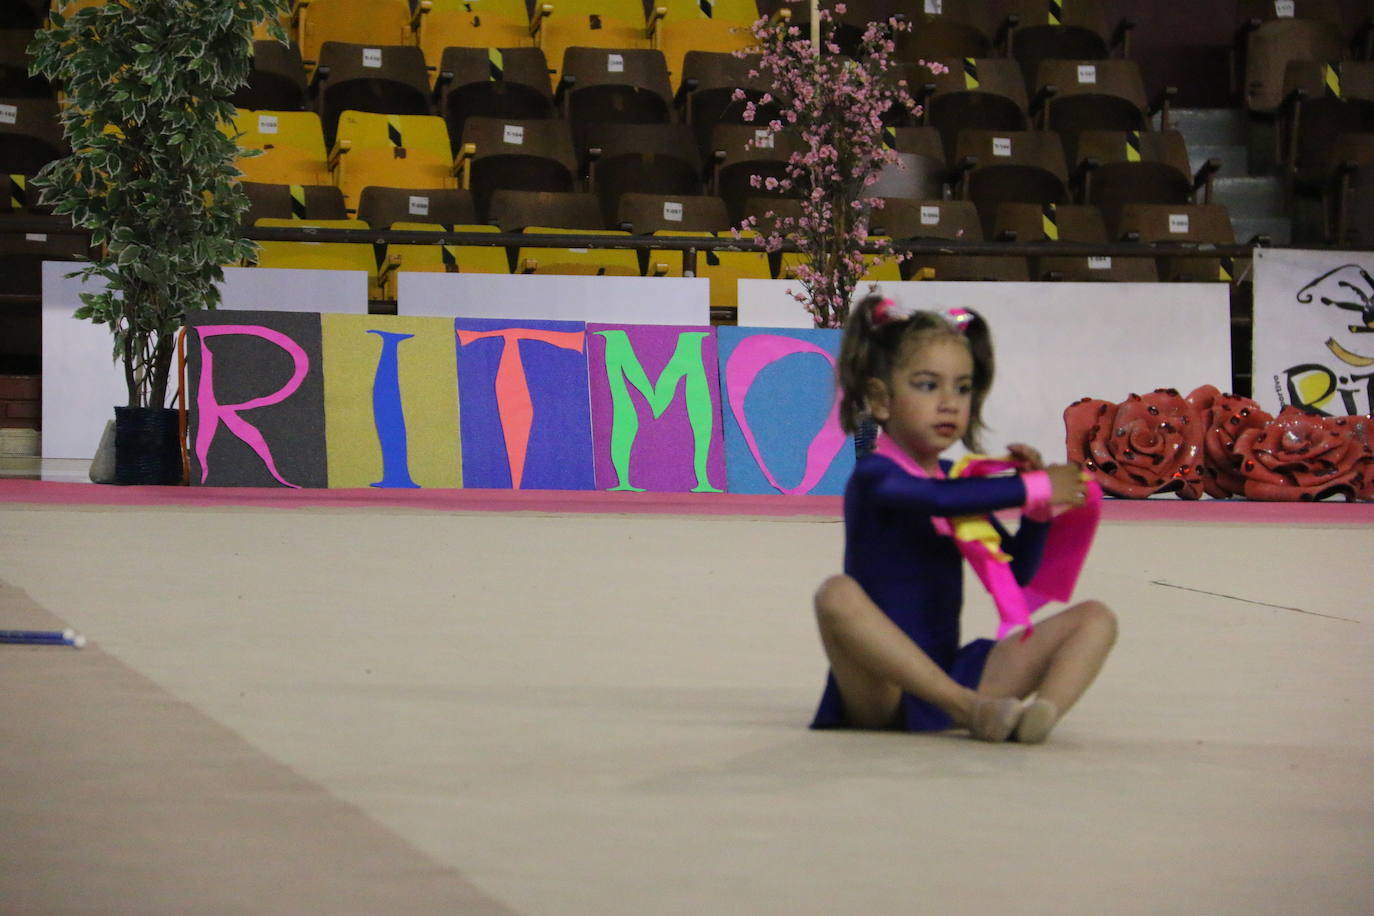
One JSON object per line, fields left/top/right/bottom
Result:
{"left": 1047, "top": 463, "right": 1087, "bottom": 507}
{"left": 1007, "top": 442, "right": 1044, "bottom": 471}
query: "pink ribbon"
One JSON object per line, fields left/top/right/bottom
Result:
{"left": 872, "top": 435, "right": 1102, "bottom": 641}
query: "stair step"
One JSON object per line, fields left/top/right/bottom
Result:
{"left": 1189, "top": 144, "right": 1249, "bottom": 179}
{"left": 1231, "top": 215, "right": 1292, "bottom": 246}
{"left": 1164, "top": 107, "right": 1249, "bottom": 146}
{"left": 1210, "top": 176, "right": 1286, "bottom": 219}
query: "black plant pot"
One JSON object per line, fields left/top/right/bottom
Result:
{"left": 113, "top": 406, "right": 183, "bottom": 486}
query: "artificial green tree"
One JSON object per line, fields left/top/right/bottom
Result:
{"left": 29, "top": 0, "right": 289, "bottom": 409}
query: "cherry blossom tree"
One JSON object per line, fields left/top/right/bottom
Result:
{"left": 732, "top": 2, "right": 947, "bottom": 327}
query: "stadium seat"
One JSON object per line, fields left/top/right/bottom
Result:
{"left": 517, "top": 226, "right": 641, "bottom": 275}
{"left": 647, "top": 0, "right": 757, "bottom": 90}
{"left": 357, "top": 185, "right": 477, "bottom": 228}
{"left": 456, "top": 116, "right": 579, "bottom": 220}
{"left": 232, "top": 109, "right": 330, "bottom": 186}
{"left": 1002, "top": 0, "right": 1133, "bottom": 95}
{"left": 414, "top": 0, "right": 534, "bottom": 66}
{"left": 488, "top": 188, "right": 602, "bottom": 230}
{"left": 387, "top": 220, "right": 510, "bottom": 278}
{"left": 1116, "top": 202, "right": 1244, "bottom": 284}
{"left": 583, "top": 122, "right": 701, "bottom": 226}
{"left": 675, "top": 51, "right": 775, "bottom": 162}
{"left": 231, "top": 40, "right": 309, "bottom": 112}
{"left": 532, "top": 0, "right": 655, "bottom": 87}
{"left": 310, "top": 42, "right": 432, "bottom": 149}
{"left": 616, "top": 191, "right": 730, "bottom": 232}
{"left": 1277, "top": 60, "right": 1374, "bottom": 192}
{"left": 434, "top": 46, "right": 555, "bottom": 155}
{"left": 871, "top": 126, "right": 949, "bottom": 202}
{"left": 953, "top": 128, "right": 1069, "bottom": 240}
{"left": 0, "top": 29, "right": 51, "bottom": 98}
{"left": 1241, "top": 14, "right": 1346, "bottom": 113}
{"left": 1, "top": 1, "right": 49, "bottom": 29}
{"left": 1328, "top": 132, "right": 1374, "bottom": 246}
{"left": 239, "top": 181, "right": 348, "bottom": 223}
{"left": 293, "top": 0, "right": 413, "bottom": 69}
{"left": 706, "top": 123, "right": 804, "bottom": 227}
{"left": 867, "top": 197, "right": 1024, "bottom": 281}
{"left": 893, "top": 0, "right": 996, "bottom": 61}
{"left": 993, "top": 201, "right": 1157, "bottom": 281}
{"left": 0, "top": 166, "right": 89, "bottom": 299}
{"left": 249, "top": 216, "right": 391, "bottom": 298}
{"left": 913, "top": 57, "right": 1029, "bottom": 164}
{"left": 0, "top": 95, "right": 66, "bottom": 173}
{"left": 646, "top": 228, "right": 770, "bottom": 309}
{"left": 1075, "top": 128, "right": 1213, "bottom": 238}
{"left": 556, "top": 46, "right": 673, "bottom": 129}
{"left": 1035, "top": 59, "right": 1154, "bottom": 163}
{"left": 329, "top": 110, "right": 457, "bottom": 211}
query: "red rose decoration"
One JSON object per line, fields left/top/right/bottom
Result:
{"left": 1185, "top": 385, "right": 1273, "bottom": 498}
{"left": 1230, "top": 407, "right": 1372, "bottom": 501}
{"left": 1353, "top": 418, "right": 1374, "bottom": 501}
{"left": 1065, "top": 389, "right": 1205, "bottom": 499}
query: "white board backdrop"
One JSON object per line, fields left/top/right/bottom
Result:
{"left": 738, "top": 280, "right": 1232, "bottom": 460}
{"left": 41, "top": 264, "right": 368, "bottom": 459}
{"left": 397, "top": 273, "right": 709, "bottom": 324}
{"left": 1252, "top": 248, "right": 1374, "bottom": 417}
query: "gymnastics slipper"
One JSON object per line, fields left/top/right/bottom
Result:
{"left": 968, "top": 696, "right": 1023, "bottom": 743}
{"left": 1014, "top": 698, "right": 1060, "bottom": 745}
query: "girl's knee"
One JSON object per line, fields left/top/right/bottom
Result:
{"left": 814, "top": 574, "right": 861, "bottom": 625}
{"left": 1076, "top": 600, "right": 1118, "bottom": 643}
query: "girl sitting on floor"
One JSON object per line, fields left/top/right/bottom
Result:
{"left": 811, "top": 297, "right": 1117, "bottom": 743}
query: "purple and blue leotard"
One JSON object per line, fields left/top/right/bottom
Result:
{"left": 811, "top": 451, "right": 1051, "bottom": 732}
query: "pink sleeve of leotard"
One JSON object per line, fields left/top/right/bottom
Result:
{"left": 1021, "top": 470, "right": 1053, "bottom": 522}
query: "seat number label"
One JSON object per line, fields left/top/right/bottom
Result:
{"left": 362, "top": 48, "right": 383, "bottom": 68}
{"left": 504, "top": 124, "right": 525, "bottom": 144}
{"left": 408, "top": 196, "right": 429, "bottom": 216}
{"left": 1169, "top": 213, "right": 1190, "bottom": 233}
{"left": 663, "top": 201, "right": 684, "bottom": 221}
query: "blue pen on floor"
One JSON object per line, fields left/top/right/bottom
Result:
{"left": 0, "top": 629, "right": 86, "bottom": 648}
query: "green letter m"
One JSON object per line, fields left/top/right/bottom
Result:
{"left": 596, "top": 330, "right": 722, "bottom": 493}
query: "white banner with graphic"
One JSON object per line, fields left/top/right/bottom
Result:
{"left": 1253, "top": 248, "right": 1374, "bottom": 417}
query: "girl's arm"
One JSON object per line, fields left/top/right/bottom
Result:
{"left": 864, "top": 459, "right": 1042, "bottom": 517}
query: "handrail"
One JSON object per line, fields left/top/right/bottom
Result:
{"left": 8, "top": 216, "right": 1365, "bottom": 259}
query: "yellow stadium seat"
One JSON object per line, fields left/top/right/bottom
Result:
{"left": 293, "top": 0, "right": 414, "bottom": 67}
{"left": 329, "top": 110, "right": 457, "bottom": 211}
{"left": 516, "top": 227, "right": 640, "bottom": 275}
{"left": 231, "top": 109, "right": 330, "bottom": 185}
{"left": 780, "top": 237, "right": 902, "bottom": 285}
{"left": 532, "top": 0, "right": 652, "bottom": 87}
{"left": 415, "top": 0, "right": 534, "bottom": 70}
{"left": 648, "top": 229, "right": 769, "bottom": 309}
{"left": 249, "top": 217, "right": 391, "bottom": 299}
{"left": 654, "top": 21, "right": 755, "bottom": 91}
{"left": 388, "top": 221, "right": 511, "bottom": 286}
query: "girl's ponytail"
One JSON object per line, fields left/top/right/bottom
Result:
{"left": 836, "top": 294, "right": 891, "bottom": 434}
{"left": 958, "top": 309, "right": 994, "bottom": 452}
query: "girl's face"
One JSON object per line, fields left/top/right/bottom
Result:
{"left": 866, "top": 335, "right": 974, "bottom": 472}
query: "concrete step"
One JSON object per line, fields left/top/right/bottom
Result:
{"left": 1162, "top": 107, "right": 1249, "bottom": 146}
{"left": 1189, "top": 144, "right": 1249, "bottom": 180}
{"left": 1231, "top": 215, "right": 1292, "bottom": 246}
{"left": 1210, "top": 175, "right": 1286, "bottom": 220}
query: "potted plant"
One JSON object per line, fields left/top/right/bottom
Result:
{"left": 28, "top": 0, "right": 289, "bottom": 483}
{"left": 733, "top": 1, "right": 944, "bottom": 329}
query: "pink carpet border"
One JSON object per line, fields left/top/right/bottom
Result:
{"left": 2, "top": 479, "right": 1372, "bottom": 524}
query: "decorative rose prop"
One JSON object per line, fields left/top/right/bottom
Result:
{"left": 1185, "top": 385, "right": 1273, "bottom": 498}
{"left": 1064, "top": 389, "right": 1205, "bottom": 499}
{"left": 1229, "top": 407, "right": 1373, "bottom": 501}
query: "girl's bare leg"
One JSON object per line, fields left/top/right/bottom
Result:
{"left": 976, "top": 600, "right": 1118, "bottom": 741}
{"left": 814, "top": 575, "right": 1021, "bottom": 738}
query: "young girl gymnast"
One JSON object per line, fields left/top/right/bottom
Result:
{"left": 811, "top": 297, "right": 1117, "bottom": 743}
